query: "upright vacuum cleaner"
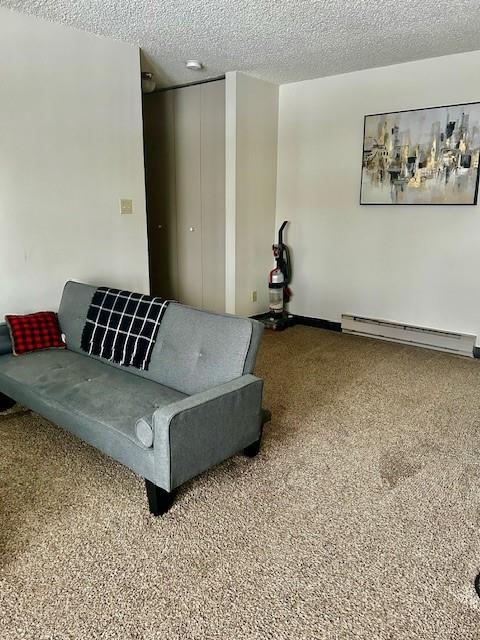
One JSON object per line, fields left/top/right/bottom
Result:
{"left": 265, "top": 221, "right": 293, "bottom": 331}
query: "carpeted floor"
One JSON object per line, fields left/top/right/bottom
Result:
{"left": 1, "top": 326, "right": 480, "bottom": 639}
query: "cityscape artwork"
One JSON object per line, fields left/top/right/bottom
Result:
{"left": 360, "top": 102, "right": 480, "bottom": 205}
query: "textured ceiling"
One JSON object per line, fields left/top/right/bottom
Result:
{"left": 3, "top": 0, "right": 480, "bottom": 87}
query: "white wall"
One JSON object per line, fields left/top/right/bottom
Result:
{"left": 0, "top": 8, "right": 149, "bottom": 318}
{"left": 276, "top": 50, "right": 480, "bottom": 343}
{"left": 225, "top": 71, "right": 278, "bottom": 316}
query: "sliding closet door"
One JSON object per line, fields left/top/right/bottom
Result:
{"left": 174, "top": 85, "right": 203, "bottom": 309}
{"left": 143, "top": 91, "right": 178, "bottom": 300}
{"left": 201, "top": 80, "right": 226, "bottom": 313}
{"left": 144, "top": 79, "right": 226, "bottom": 311}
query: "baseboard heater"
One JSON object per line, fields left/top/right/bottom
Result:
{"left": 341, "top": 314, "right": 476, "bottom": 357}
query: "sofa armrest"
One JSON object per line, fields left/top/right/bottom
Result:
{"left": 0, "top": 323, "right": 12, "bottom": 355}
{"left": 149, "top": 374, "right": 263, "bottom": 491}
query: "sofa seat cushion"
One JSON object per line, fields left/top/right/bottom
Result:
{"left": 0, "top": 350, "right": 187, "bottom": 475}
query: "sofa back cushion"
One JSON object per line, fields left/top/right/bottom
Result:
{"left": 57, "top": 281, "right": 263, "bottom": 395}
{"left": 0, "top": 323, "right": 12, "bottom": 355}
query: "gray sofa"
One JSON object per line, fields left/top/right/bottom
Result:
{"left": 0, "top": 281, "right": 267, "bottom": 515}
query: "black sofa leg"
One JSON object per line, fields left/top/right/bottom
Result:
{"left": 0, "top": 392, "right": 15, "bottom": 411}
{"left": 244, "top": 408, "right": 272, "bottom": 458}
{"left": 145, "top": 479, "right": 175, "bottom": 516}
{"left": 244, "top": 437, "right": 262, "bottom": 457}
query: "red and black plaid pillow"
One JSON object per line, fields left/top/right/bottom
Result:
{"left": 5, "top": 312, "right": 65, "bottom": 356}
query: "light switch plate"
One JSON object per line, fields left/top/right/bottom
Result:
{"left": 120, "top": 198, "right": 133, "bottom": 215}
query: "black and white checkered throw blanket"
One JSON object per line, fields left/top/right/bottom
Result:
{"left": 80, "top": 287, "right": 170, "bottom": 371}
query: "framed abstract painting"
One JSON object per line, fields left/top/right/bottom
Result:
{"left": 360, "top": 101, "right": 480, "bottom": 205}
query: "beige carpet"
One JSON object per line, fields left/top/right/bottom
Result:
{"left": 1, "top": 326, "right": 480, "bottom": 639}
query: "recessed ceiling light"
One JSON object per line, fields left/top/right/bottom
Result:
{"left": 185, "top": 60, "right": 203, "bottom": 71}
